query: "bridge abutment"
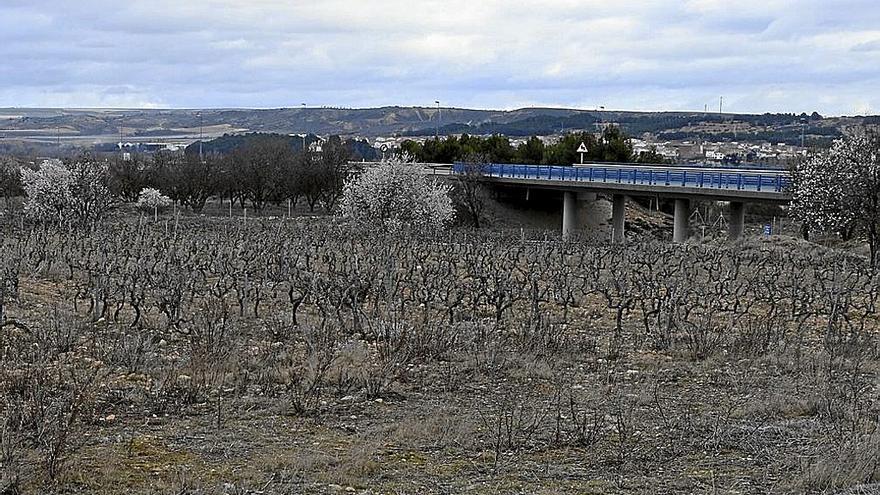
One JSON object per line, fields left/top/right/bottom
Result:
{"left": 728, "top": 201, "right": 745, "bottom": 240}
{"left": 673, "top": 198, "right": 690, "bottom": 243}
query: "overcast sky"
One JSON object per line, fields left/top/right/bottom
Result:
{"left": 1, "top": 0, "right": 879, "bottom": 115}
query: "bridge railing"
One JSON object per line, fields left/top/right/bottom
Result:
{"left": 452, "top": 162, "right": 790, "bottom": 193}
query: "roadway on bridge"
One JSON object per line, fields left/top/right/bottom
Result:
{"left": 451, "top": 162, "right": 791, "bottom": 203}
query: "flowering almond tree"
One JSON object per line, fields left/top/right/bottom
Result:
{"left": 21, "top": 158, "right": 113, "bottom": 227}
{"left": 20, "top": 160, "right": 73, "bottom": 224}
{"left": 791, "top": 132, "right": 880, "bottom": 264}
{"left": 339, "top": 154, "right": 455, "bottom": 234}
{"left": 136, "top": 187, "right": 173, "bottom": 220}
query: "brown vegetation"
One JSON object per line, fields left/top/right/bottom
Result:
{"left": 0, "top": 219, "right": 878, "bottom": 494}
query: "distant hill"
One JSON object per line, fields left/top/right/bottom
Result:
{"left": 0, "top": 106, "right": 877, "bottom": 148}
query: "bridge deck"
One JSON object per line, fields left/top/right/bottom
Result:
{"left": 452, "top": 162, "right": 791, "bottom": 202}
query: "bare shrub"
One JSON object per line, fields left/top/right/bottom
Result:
{"left": 477, "top": 385, "right": 553, "bottom": 470}
{"left": 798, "top": 431, "right": 880, "bottom": 493}
{"left": 1, "top": 357, "right": 104, "bottom": 482}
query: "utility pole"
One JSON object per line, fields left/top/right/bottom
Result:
{"left": 719, "top": 96, "right": 723, "bottom": 114}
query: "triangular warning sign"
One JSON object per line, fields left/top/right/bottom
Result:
{"left": 577, "top": 142, "right": 588, "bottom": 153}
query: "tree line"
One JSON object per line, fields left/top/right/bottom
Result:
{"left": 123, "top": 134, "right": 352, "bottom": 213}
{"left": 0, "top": 134, "right": 354, "bottom": 225}
{"left": 399, "top": 127, "right": 669, "bottom": 165}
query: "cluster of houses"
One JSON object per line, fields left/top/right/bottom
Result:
{"left": 96, "top": 130, "right": 807, "bottom": 167}
{"left": 370, "top": 134, "right": 807, "bottom": 165}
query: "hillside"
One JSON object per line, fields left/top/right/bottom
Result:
{"left": 1, "top": 106, "right": 877, "bottom": 151}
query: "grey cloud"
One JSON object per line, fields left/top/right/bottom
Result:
{"left": 0, "top": 0, "right": 878, "bottom": 114}
{"left": 852, "top": 39, "right": 880, "bottom": 52}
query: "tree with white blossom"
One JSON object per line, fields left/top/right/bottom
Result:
{"left": 790, "top": 132, "right": 880, "bottom": 264}
{"left": 21, "top": 160, "right": 72, "bottom": 224}
{"left": 21, "top": 157, "right": 113, "bottom": 227}
{"left": 339, "top": 154, "right": 455, "bottom": 234}
{"left": 136, "top": 187, "right": 173, "bottom": 221}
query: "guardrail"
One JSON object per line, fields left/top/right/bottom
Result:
{"left": 452, "top": 162, "right": 790, "bottom": 194}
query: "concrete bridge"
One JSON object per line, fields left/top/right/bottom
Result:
{"left": 449, "top": 162, "right": 791, "bottom": 242}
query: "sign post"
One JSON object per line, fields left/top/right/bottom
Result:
{"left": 577, "top": 142, "right": 588, "bottom": 164}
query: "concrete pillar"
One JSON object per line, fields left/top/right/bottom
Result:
{"left": 581, "top": 192, "right": 601, "bottom": 234}
{"left": 563, "top": 191, "right": 601, "bottom": 240}
{"left": 612, "top": 194, "right": 626, "bottom": 244}
{"left": 728, "top": 201, "right": 745, "bottom": 240}
{"left": 562, "top": 191, "right": 578, "bottom": 240}
{"left": 673, "top": 198, "right": 690, "bottom": 243}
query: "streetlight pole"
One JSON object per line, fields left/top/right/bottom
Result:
{"left": 301, "top": 103, "right": 307, "bottom": 152}
{"left": 800, "top": 118, "right": 806, "bottom": 147}
{"left": 435, "top": 100, "right": 440, "bottom": 140}
{"left": 198, "top": 112, "right": 203, "bottom": 161}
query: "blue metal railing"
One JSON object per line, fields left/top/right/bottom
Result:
{"left": 452, "top": 162, "right": 790, "bottom": 194}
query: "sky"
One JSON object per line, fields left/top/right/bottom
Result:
{"left": 1, "top": 0, "right": 879, "bottom": 115}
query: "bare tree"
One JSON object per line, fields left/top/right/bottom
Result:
{"left": 0, "top": 156, "right": 23, "bottom": 210}
{"left": 230, "top": 137, "right": 294, "bottom": 211}
{"left": 452, "top": 153, "right": 489, "bottom": 228}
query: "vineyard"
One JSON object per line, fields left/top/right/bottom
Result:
{"left": 1, "top": 218, "right": 879, "bottom": 494}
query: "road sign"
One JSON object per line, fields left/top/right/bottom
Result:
{"left": 763, "top": 224, "right": 772, "bottom": 236}
{"left": 577, "top": 142, "right": 588, "bottom": 164}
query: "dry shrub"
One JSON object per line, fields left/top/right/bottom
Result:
{"left": 1, "top": 357, "right": 104, "bottom": 482}
{"left": 0, "top": 308, "right": 106, "bottom": 483}
{"left": 388, "top": 410, "right": 479, "bottom": 451}
{"left": 281, "top": 438, "right": 382, "bottom": 488}
{"left": 798, "top": 431, "right": 880, "bottom": 493}
{"left": 100, "top": 329, "right": 156, "bottom": 375}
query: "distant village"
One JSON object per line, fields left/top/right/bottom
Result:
{"left": 95, "top": 123, "right": 809, "bottom": 166}
{"left": 370, "top": 130, "right": 808, "bottom": 165}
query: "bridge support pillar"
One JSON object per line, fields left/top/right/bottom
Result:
{"left": 612, "top": 194, "right": 626, "bottom": 244}
{"left": 728, "top": 201, "right": 745, "bottom": 240}
{"left": 562, "top": 191, "right": 581, "bottom": 240}
{"left": 581, "top": 192, "right": 600, "bottom": 234}
{"left": 563, "top": 191, "right": 599, "bottom": 240}
{"left": 673, "top": 198, "right": 690, "bottom": 243}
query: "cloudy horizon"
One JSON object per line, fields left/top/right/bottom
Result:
{"left": 2, "top": 0, "right": 879, "bottom": 116}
